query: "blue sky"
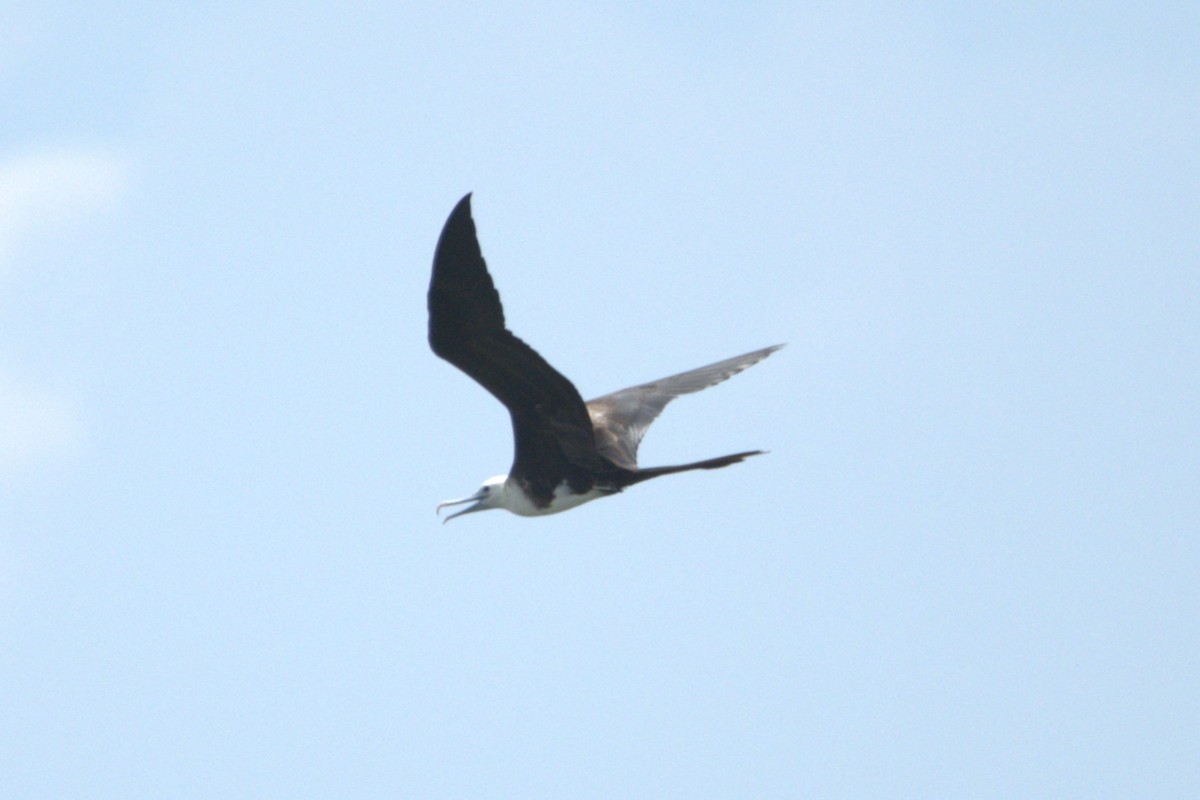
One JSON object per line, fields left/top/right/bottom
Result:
{"left": 2, "top": 2, "right": 1197, "bottom": 797}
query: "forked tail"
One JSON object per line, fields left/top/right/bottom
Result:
{"left": 630, "top": 450, "right": 765, "bottom": 485}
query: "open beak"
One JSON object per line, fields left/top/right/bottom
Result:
{"left": 436, "top": 490, "right": 488, "bottom": 523}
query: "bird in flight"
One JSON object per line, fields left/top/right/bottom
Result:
{"left": 429, "top": 193, "right": 781, "bottom": 521}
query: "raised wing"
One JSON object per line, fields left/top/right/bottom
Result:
{"left": 585, "top": 345, "right": 783, "bottom": 469}
{"left": 427, "top": 194, "right": 604, "bottom": 483}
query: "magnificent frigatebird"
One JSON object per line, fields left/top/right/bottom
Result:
{"left": 429, "top": 193, "right": 781, "bottom": 521}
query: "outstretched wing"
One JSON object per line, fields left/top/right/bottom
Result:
{"left": 585, "top": 345, "right": 783, "bottom": 470}
{"left": 427, "top": 194, "right": 604, "bottom": 483}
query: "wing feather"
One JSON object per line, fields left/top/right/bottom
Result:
{"left": 585, "top": 345, "right": 783, "bottom": 469}
{"left": 427, "top": 194, "right": 604, "bottom": 486}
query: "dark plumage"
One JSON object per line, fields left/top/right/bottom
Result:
{"left": 429, "top": 193, "right": 780, "bottom": 519}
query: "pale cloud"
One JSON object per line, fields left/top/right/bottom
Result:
{"left": 0, "top": 148, "right": 127, "bottom": 478}
{"left": 0, "top": 149, "right": 127, "bottom": 271}
{"left": 0, "top": 375, "right": 80, "bottom": 476}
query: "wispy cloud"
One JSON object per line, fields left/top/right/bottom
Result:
{"left": 0, "top": 377, "right": 79, "bottom": 476}
{"left": 0, "top": 149, "right": 127, "bottom": 271}
{"left": 0, "top": 148, "right": 128, "bottom": 478}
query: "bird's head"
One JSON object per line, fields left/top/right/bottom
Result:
{"left": 436, "top": 475, "right": 509, "bottom": 523}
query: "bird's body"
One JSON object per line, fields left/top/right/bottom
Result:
{"left": 460, "top": 475, "right": 614, "bottom": 518}
{"left": 429, "top": 193, "right": 780, "bottom": 521}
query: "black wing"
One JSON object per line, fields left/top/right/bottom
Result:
{"left": 428, "top": 194, "right": 610, "bottom": 493}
